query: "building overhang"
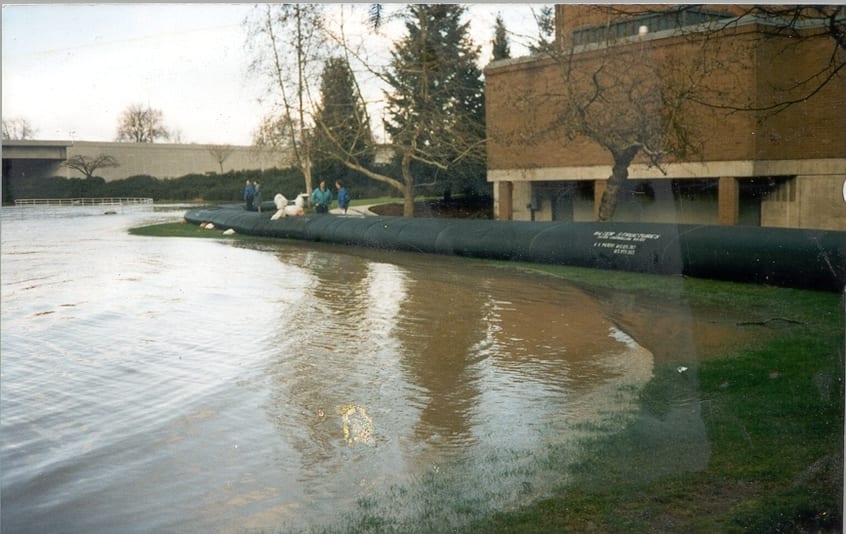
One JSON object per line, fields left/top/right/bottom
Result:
{"left": 2, "top": 140, "right": 72, "bottom": 160}
{"left": 488, "top": 158, "right": 846, "bottom": 182}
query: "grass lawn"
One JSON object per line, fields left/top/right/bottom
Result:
{"left": 455, "top": 264, "right": 844, "bottom": 533}
{"left": 131, "top": 219, "right": 844, "bottom": 533}
{"left": 130, "top": 221, "right": 254, "bottom": 239}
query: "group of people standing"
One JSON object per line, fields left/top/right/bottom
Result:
{"left": 243, "top": 179, "right": 263, "bottom": 212}
{"left": 245, "top": 179, "right": 350, "bottom": 214}
{"left": 310, "top": 180, "right": 351, "bottom": 214}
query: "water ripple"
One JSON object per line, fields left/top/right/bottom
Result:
{"left": 0, "top": 206, "right": 662, "bottom": 533}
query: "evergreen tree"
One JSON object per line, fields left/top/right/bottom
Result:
{"left": 312, "top": 56, "right": 375, "bottom": 192}
{"left": 529, "top": 6, "right": 556, "bottom": 54}
{"left": 491, "top": 14, "right": 511, "bottom": 61}
{"left": 383, "top": 4, "right": 486, "bottom": 201}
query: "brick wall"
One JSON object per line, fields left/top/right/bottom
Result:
{"left": 486, "top": 21, "right": 845, "bottom": 171}
{"left": 485, "top": 5, "right": 846, "bottom": 229}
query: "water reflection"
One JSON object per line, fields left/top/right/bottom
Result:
{"left": 246, "top": 241, "right": 657, "bottom": 531}
{"left": 396, "top": 268, "right": 490, "bottom": 450}
{"left": 2, "top": 207, "right": 664, "bottom": 533}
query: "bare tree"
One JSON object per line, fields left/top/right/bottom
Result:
{"left": 527, "top": 15, "right": 677, "bottom": 219}
{"left": 252, "top": 113, "right": 297, "bottom": 165}
{"left": 208, "top": 145, "right": 234, "bottom": 174}
{"left": 116, "top": 104, "right": 170, "bottom": 143}
{"left": 62, "top": 154, "right": 119, "bottom": 179}
{"left": 543, "top": 6, "right": 845, "bottom": 221}
{"left": 570, "top": 40, "right": 704, "bottom": 220}
{"left": 2, "top": 117, "right": 37, "bottom": 140}
{"left": 246, "top": 4, "right": 326, "bottom": 199}
{"left": 508, "top": 6, "right": 780, "bottom": 221}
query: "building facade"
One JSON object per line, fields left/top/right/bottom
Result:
{"left": 485, "top": 5, "right": 846, "bottom": 230}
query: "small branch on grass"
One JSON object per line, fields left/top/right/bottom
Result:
{"left": 736, "top": 317, "right": 804, "bottom": 327}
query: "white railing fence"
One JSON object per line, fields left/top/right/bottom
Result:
{"left": 14, "top": 198, "right": 154, "bottom": 206}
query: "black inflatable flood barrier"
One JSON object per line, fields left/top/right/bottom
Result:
{"left": 184, "top": 205, "right": 846, "bottom": 292}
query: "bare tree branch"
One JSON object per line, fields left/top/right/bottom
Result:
{"left": 116, "top": 104, "right": 169, "bottom": 143}
{"left": 62, "top": 154, "right": 119, "bottom": 179}
{"left": 208, "top": 145, "right": 234, "bottom": 174}
{"left": 2, "top": 117, "right": 37, "bottom": 140}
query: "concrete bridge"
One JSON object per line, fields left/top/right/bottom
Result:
{"left": 2, "top": 139, "right": 289, "bottom": 203}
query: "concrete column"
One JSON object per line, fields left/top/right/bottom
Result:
{"left": 496, "top": 181, "right": 513, "bottom": 220}
{"left": 718, "top": 176, "right": 739, "bottom": 225}
{"left": 594, "top": 180, "right": 606, "bottom": 221}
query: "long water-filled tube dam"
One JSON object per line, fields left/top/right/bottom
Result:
{"left": 184, "top": 205, "right": 846, "bottom": 292}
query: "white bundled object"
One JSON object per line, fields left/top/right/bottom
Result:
{"left": 271, "top": 193, "right": 306, "bottom": 219}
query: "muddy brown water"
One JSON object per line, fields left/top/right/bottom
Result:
{"left": 1, "top": 205, "right": 742, "bottom": 532}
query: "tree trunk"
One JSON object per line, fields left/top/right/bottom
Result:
{"left": 295, "top": 6, "right": 313, "bottom": 201}
{"left": 400, "top": 150, "right": 416, "bottom": 217}
{"left": 597, "top": 165, "right": 628, "bottom": 221}
{"left": 597, "top": 145, "right": 641, "bottom": 222}
{"left": 302, "top": 154, "right": 313, "bottom": 200}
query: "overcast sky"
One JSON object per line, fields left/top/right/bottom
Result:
{"left": 2, "top": 3, "right": 545, "bottom": 146}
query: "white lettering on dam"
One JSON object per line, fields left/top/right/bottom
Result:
{"left": 592, "top": 231, "right": 662, "bottom": 256}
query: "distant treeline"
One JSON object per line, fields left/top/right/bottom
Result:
{"left": 9, "top": 167, "right": 400, "bottom": 203}
{"left": 8, "top": 155, "right": 492, "bottom": 203}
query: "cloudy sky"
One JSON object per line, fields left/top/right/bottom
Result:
{"left": 2, "top": 3, "right": 545, "bottom": 146}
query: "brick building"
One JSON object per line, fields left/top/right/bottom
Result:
{"left": 484, "top": 5, "right": 845, "bottom": 230}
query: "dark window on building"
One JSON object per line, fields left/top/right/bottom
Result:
{"left": 572, "top": 6, "right": 734, "bottom": 46}
{"left": 750, "top": 176, "right": 794, "bottom": 202}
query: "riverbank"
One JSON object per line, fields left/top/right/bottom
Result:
{"left": 130, "top": 220, "right": 844, "bottom": 532}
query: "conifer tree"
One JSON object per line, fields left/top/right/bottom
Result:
{"left": 312, "top": 57, "right": 373, "bottom": 189}
{"left": 492, "top": 14, "right": 511, "bottom": 61}
{"left": 383, "top": 4, "right": 486, "bottom": 208}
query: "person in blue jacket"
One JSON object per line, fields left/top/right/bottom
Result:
{"left": 244, "top": 179, "right": 255, "bottom": 211}
{"left": 336, "top": 180, "right": 351, "bottom": 214}
{"left": 311, "top": 180, "right": 332, "bottom": 214}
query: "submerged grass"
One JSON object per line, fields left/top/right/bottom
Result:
{"left": 130, "top": 221, "right": 289, "bottom": 245}
{"left": 130, "top": 220, "right": 844, "bottom": 533}
{"left": 459, "top": 263, "right": 844, "bottom": 533}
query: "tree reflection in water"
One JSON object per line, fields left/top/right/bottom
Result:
{"left": 250, "top": 243, "right": 688, "bottom": 531}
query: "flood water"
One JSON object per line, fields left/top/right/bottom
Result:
{"left": 2, "top": 205, "right": 656, "bottom": 533}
